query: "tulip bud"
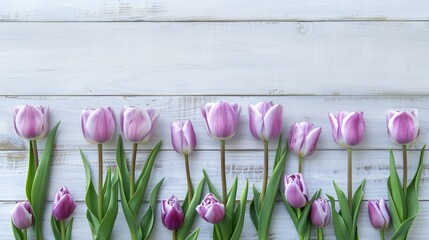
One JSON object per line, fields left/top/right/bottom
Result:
{"left": 11, "top": 201, "right": 34, "bottom": 229}
{"left": 14, "top": 105, "right": 49, "bottom": 140}
{"left": 328, "top": 111, "right": 365, "bottom": 147}
{"left": 201, "top": 101, "right": 241, "bottom": 140}
{"left": 386, "top": 109, "right": 419, "bottom": 145}
{"left": 52, "top": 186, "right": 77, "bottom": 221}
{"left": 161, "top": 195, "right": 184, "bottom": 230}
{"left": 171, "top": 120, "right": 196, "bottom": 155}
{"left": 120, "top": 106, "right": 160, "bottom": 143}
{"left": 284, "top": 173, "right": 309, "bottom": 208}
{"left": 310, "top": 198, "right": 331, "bottom": 228}
{"left": 368, "top": 199, "right": 391, "bottom": 230}
{"left": 248, "top": 102, "right": 283, "bottom": 141}
{"left": 81, "top": 107, "right": 116, "bottom": 144}
{"left": 196, "top": 193, "right": 225, "bottom": 224}
{"left": 288, "top": 122, "right": 321, "bottom": 158}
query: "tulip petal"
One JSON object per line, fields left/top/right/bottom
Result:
{"left": 341, "top": 112, "right": 365, "bottom": 146}
{"left": 248, "top": 104, "right": 264, "bottom": 140}
{"left": 122, "top": 107, "right": 151, "bottom": 143}
{"left": 195, "top": 205, "right": 208, "bottom": 222}
{"left": 368, "top": 200, "right": 385, "bottom": 229}
{"left": 81, "top": 109, "right": 95, "bottom": 143}
{"left": 288, "top": 123, "right": 305, "bottom": 156}
{"left": 204, "top": 203, "right": 225, "bottom": 223}
{"left": 52, "top": 194, "right": 77, "bottom": 221}
{"left": 328, "top": 113, "right": 340, "bottom": 144}
{"left": 182, "top": 120, "right": 196, "bottom": 155}
{"left": 262, "top": 104, "right": 283, "bottom": 140}
{"left": 300, "top": 127, "right": 322, "bottom": 157}
{"left": 310, "top": 200, "right": 327, "bottom": 227}
{"left": 285, "top": 183, "right": 308, "bottom": 208}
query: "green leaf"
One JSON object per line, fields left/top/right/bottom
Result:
{"left": 259, "top": 140, "right": 287, "bottom": 240}
{"left": 202, "top": 169, "right": 221, "bottom": 200}
{"left": 273, "top": 134, "right": 283, "bottom": 168}
{"left": 118, "top": 170, "right": 141, "bottom": 240}
{"left": 65, "top": 218, "right": 74, "bottom": 240}
{"left": 216, "top": 177, "right": 238, "bottom": 239}
{"left": 406, "top": 146, "right": 425, "bottom": 217}
{"left": 387, "top": 183, "right": 401, "bottom": 231}
{"left": 30, "top": 122, "right": 60, "bottom": 239}
{"left": 297, "top": 190, "right": 320, "bottom": 235}
{"left": 115, "top": 135, "right": 131, "bottom": 201}
{"left": 249, "top": 185, "right": 260, "bottom": 230}
{"left": 142, "top": 179, "right": 164, "bottom": 240}
{"left": 11, "top": 221, "right": 24, "bottom": 240}
{"left": 351, "top": 179, "right": 366, "bottom": 239}
{"left": 388, "top": 150, "right": 406, "bottom": 223}
{"left": 177, "top": 178, "right": 205, "bottom": 240}
{"left": 390, "top": 216, "right": 417, "bottom": 240}
{"left": 50, "top": 216, "right": 61, "bottom": 240}
{"left": 81, "top": 149, "right": 99, "bottom": 220}
{"left": 333, "top": 181, "right": 352, "bottom": 232}
{"left": 230, "top": 179, "right": 248, "bottom": 240}
{"left": 97, "top": 175, "right": 119, "bottom": 240}
{"left": 25, "top": 141, "right": 35, "bottom": 202}
{"left": 103, "top": 167, "right": 113, "bottom": 215}
{"left": 129, "top": 141, "right": 162, "bottom": 217}
{"left": 280, "top": 191, "right": 298, "bottom": 228}
{"left": 327, "top": 194, "right": 351, "bottom": 240}
{"left": 184, "top": 228, "right": 200, "bottom": 240}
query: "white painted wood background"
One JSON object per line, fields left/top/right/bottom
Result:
{"left": 1, "top": 1, "right": 428, "bottom": 239}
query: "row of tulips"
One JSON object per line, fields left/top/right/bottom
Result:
{"left": 9, "top": 103, "right": 423, "bottom": 240}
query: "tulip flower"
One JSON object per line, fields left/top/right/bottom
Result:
{"left": 120, "top": 106, "right": 160, "bottom": 144}
{"left": 284, "top": 173, "right": 309, "bottom": 208}
{"left": 52, "top": 186, "right": 77, "bottom": 221}
{"left": 386, "top": 109, "right": 419, "bottom": 145}
{"left": 248, "top": 101, "right": 283, "bottom": 141}
{"left": 171, "top": 120, "right": 196, "bottom": 156}
{"left": 328, "top": 111, "right": 365, "bottom": 148}
{"left": 201, "top": 101, "right": 241, "bottom": 140}
{"left": 368, "top": 199, "right": 391, "bottom": 231}
{"left": 81, "top": 107, "right": 116, "bottom": 144}
{"left": 289, "top": 122, "right": 321, "bottom": 158}
{"left": 310, "top": 198, "right": 331, "bottom": 228}
{"left": 196, "top": 193, "right": 225, "bottom": 224}
{"left": 11, "top": 201, "right": 34, "bottom": 230}
{"left": 161, "top": 195, "right": 184, "bottom": 230}
{"left": 14, "top": 105, "right": 49, "bottom": 140}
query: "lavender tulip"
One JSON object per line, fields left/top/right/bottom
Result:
{"left": 328, "top": 111, "right": 365, "bottom": 147}
{"left": 161, "top": 195, "right": 184, "bottom": 230}
{"left": 386, "top": 109, "right": 419, "bottom": 145}
{"left": 196, "top": 193, "right": 225, "bottom": 224}
{"left": 120, "top": 106, "right": 160, "bottom": 143}
{"left": 201, "top": 101, "right": 241, "bottom": 140}
{"left": 248, "top": 102, "right": 283, "bottom": 141}
{"left": 81, "top": 107, "right": 116, "bottom": 144}
{"left": 289, "top": 122, "right": 322, "bottom": 158}
{"left": 284, "top": 173, "right": 309, "bottom": 208}
{"left": 171, "top": 120, "right": 196, "bottom": 155}
{"left": 368, "top": 199, "right": 391, "bottom": 230}
{"left": 310, "top": 198, "right": 331, "bottom": 228}
{"left": 52, "top": 186, "right": 77, "bottom": 221}
{"left": 14, "top": 105, "right": 49, "bottom": 140}
{"left": 11, "top": 201, "right": 33, "bottom": 230}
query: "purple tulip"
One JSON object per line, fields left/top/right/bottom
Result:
{"left": 11, "top": 201, "right": 34, "bottom": 230}
{"left": 52, "top": 186, "right": 77, "bottom": 221}
{"left": 328, "top": 111, "right": 365, "bottom": 147}
{"left": 284, "top": 173, "right": 309, "bottom": 208}
{"left": 368, "top": 199, "right": 391, "bottom": 230}
{"left": 310, "top": 198, "right": 331, "bottom": 228}
{"left": 196, "top": 193, "right": 225, "bottom": 224}
{"left": 171, "top": 120, "right": 196, "bottom": 155}
{"left": 81, "top": 107, "right": 116, "bottom": 144}
{"left": 14, "top": 105, "right": 49, "bottom": 140}
{"left": 201, "top": 101, "right": 241, "bottom": 140}
{"left": 161, "top": 195, "right": 184, "bottom": 230}
{"left": 289, "top": 122, "right": 322, "bottom": 158}
{"left": 248, "top": 102, "right": 283, "bottom": 141}
{"left": 120, "top": 106, "right": 160, "bottom": 143}
{"left": 386, "top": 109, "right": 419, "bottom": 145}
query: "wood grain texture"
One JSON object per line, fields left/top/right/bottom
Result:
{"left": 0, "top": 0, "right": 428, "bottom": 21}
{"left": 1, "top": 22, "right": 429, "bottom": 95}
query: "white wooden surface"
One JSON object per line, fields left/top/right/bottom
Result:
{"left": 1, "top": 1, "right": 428, "bottom": 239}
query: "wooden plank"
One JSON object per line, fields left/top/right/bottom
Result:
{"left": 0, "top": 96, "right": 427, "bottom": 151}
{"left": 1, "top": 22, "right": 429, "bottom": 95}
{"left": 0, "top": 0, "right": 428, "bottom": 21}
{"left": 1, "top": 201, "right": 429, "bottom": 239}
{"left": 0, "top": 149, "right": 427, "bottom": 201}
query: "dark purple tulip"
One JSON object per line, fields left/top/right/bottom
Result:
{"left": 52, "top": 186, "right": 77, "bottom": 221}
{"left": 161, "top": 195, "right": 184, "bottom": 230}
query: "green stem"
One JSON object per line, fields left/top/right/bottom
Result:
{"left": 380, "top": 229, "right": 385, "bottom": 240}
{"left": 317, "top": 228, "right": 324, "bottom": 240}
{"left": 220, "top": 140, "right": 227, "bottom": 204}
{"left": 347, "top": 147, "right": 353, "bottom": 210}
{"left": 402, "top": 144, "right": 408, "bottom": 198}
{"left": 61, "top": 220, "right": 66, "bottom": 240}
{"left": 97, "top": 144, "right": 104, "bottom": 220}
{"left": 173, "top": 230, "right": 177, "bottom": 240}
{"left": 297, "top": 207, "right": 302, "bottom": 218}
{"left": 184, "top": 154, "right": 193, "bottom": 204}
{"left": 130, "top": 143, "right": 138, "bottom": 196}
{"left": 31, "top": 140, "right": 39, "bottom": 170}
{"left": 23, "top": 229, "right": 28, "bottom": 240}
{"left": 298, "top": 155, "right": 303, "bottom": 173}
{"left": 260, "top": 140, "right": 269, "bottom": 203}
